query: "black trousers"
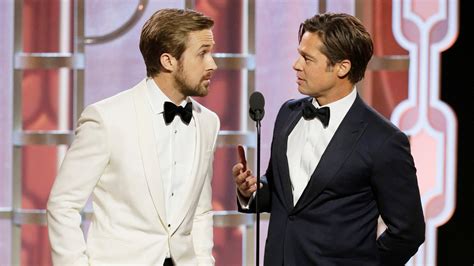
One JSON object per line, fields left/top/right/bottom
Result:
{"left": 163, "top": 258, "right": 173, "bottom": 266}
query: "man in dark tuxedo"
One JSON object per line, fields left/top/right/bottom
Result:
{"left": 233, "top": 13, "right": 425, "bottom": 265}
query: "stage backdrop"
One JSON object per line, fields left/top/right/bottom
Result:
{"left": 1, "top": 0, "right": 471, "bottom": 265}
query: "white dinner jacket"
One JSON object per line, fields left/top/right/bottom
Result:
{"left": 47, "top": 79, "right": 220, "bottom": 265}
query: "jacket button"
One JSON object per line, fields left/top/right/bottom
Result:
{"left": 288, "top": 215, "right": 295, "bottom": 221}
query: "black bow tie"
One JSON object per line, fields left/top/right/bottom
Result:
{"left": 163, "top": 101, "right": 193, "bottom": 125}
{"left": 302, "top": 100, "right": 330, "bottom": 128}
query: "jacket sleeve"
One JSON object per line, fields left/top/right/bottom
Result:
{"left": 372, "top": 131, "right": 425, "bottom": 265}
{"left": 236, "top": 99, "right": 293, "bottom": 214}
{"left": 236, "top": 101, "right": 281, "bottom": 214}
{"left": 237, "top": 167, "right": 272, "bottom": 214}
{"left": 47, "top": 105, "right": 110, "bottom": 265}
{"left": 192, "top": 114, "right": 220, "bottom": 266}
{"left": 237, "top": 108, "right": 278, "bottom": 214}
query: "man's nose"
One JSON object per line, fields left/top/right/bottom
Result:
{"left": 293, "top": 56, "right": 301, "bottom": 71}
{"left": 208, "top": 56, "right": 217, "bottom": 71}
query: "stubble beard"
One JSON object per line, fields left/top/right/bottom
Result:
{"left": 174, "top": 64, "right": 209, "bottom": 97}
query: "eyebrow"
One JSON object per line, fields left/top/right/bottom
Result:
{"left": 199, "top": 44, "right": 214, "bottom": 50}
{"left": 297, "top": 48, "right": 315, "bottom": 60}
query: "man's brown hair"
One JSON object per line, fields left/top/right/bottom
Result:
{"left": 299, "top": 13, "right": 373, "bottom": 84}
{"left": 139, "top": 8, "right": 214, "bottom": 77}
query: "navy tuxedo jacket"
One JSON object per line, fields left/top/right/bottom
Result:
{"left": 239, "top": 94, "right": 425, "bottom": 266}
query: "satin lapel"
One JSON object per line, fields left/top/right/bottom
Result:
{"left": 133, "top": 82, "right": 167, "bottom": 227}
{"left": 275, "top": 104, "right": 304, "bottom": 210}
{"left": 292, "top": 96, "right": 368, "bottom": 214}
{"left": 170, "top": 100, "right": 204, "bottom": 235}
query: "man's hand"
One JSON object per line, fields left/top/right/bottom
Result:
{"left": 232, "top": 163, "right": 260, "bottom": 199}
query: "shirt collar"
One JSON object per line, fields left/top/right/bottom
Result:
{"left": 312, "top": 87, "right": 357, "bottom": 128}
{"left": 146, "top": 78, "right": 190, "bottom": 114}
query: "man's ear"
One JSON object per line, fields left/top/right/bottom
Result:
{"left": 160, "top": 53, "right": 177, "bottom": 72}
{"left": 337, "top": 59, "right": 351, "bottom": 78}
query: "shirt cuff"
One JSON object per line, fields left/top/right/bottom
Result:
{"left": 237, "top": 190, "right": 255, "bottom": 210}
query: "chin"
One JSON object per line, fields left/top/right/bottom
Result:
{"left": 297, "top": 86, "right": 308, "bottom": 96}
{"left": 199, "top": 85, "right": 209, "bottom": 95}
{"left": 194, "top": 88, "right": 209, "bottom": 97}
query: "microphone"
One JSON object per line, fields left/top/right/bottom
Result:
{"left": 248, "top": 91, "right": 265, "bottom": 266}
{"left": 249, "top": 91, "right": 265, "bottom": 122}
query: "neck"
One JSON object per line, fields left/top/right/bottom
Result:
{"left": 152, "top": 74, "right": 186, "bottom": 105}
{"left": 315, "top": 82, "right": 354, "bottom": 106}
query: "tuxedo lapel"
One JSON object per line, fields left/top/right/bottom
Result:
{"left": 292, "top": 95, "right": 368, "bottom": 214}
{"left": 275, "top": 100, "right": 307, "bottom": 210}
{"left": 133, "top": 81, "right": 168, "bottom": 228}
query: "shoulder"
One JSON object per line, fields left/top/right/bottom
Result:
{"left": 93, "top": 80, "right": 146, "bottom": 109}
{"left": 84, "top": 79, "right": 146, "bottom": 120}
{"left": 363, "top": 101, "right": 404, "bottom": 136}
{"left": 355, "top": 97, "right": 409, "bottom": 147}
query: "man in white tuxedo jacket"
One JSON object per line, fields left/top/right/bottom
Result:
{"left": 47, "top": 9, "right": 219, "bottom": 265}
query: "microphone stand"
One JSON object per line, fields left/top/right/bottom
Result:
{"left": 248, "top": 91, "right": 264, "bottom": 266}
{"left": 255, "top": 119, "right": 261, "bottom": 266}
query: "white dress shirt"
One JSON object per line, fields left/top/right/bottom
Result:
{"left": 239, "top": 88, "right": 357, "bottom": 208}
{"left": 146, "top": 78, "right": 196, "bottom": 224}
{"left": 287, "top": 88, "right": 357, "bottom": 204}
